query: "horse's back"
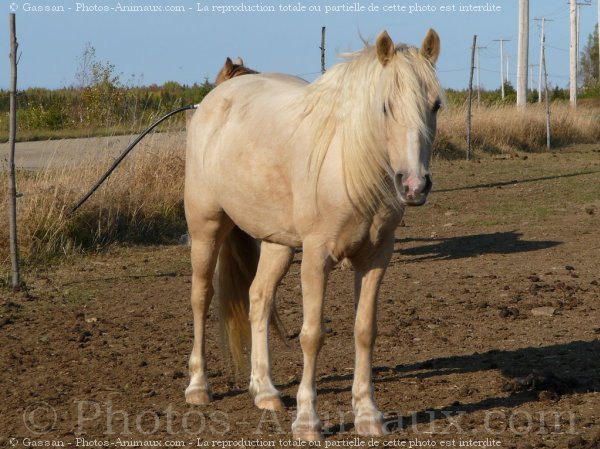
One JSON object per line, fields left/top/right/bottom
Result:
{"left": 208, "top": 72, "right": 307, "bottom": 101}
{"left": 218, "top": 72, "right": 308, "bottom": 89}
{"left": 190, "top": 72, "right": 306, "bottom": 137}
{"left": 185, "top": 73, "right": 309, "bottom": 245}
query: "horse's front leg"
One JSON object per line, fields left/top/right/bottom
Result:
{"left": 249, "top": 241, "right": 294, "bottom": 411}
{"left": 292, "top": 240, "right": 332, "bottom": 441}
{"left": 351, "top": 235, "right": 394, "bottom": 436}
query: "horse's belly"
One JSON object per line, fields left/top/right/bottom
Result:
{"left": 256, "top": 230, "right": 302, "bottom": 247}
{"left": 223, "top": 200, "right": 301, "bottom": 247}
{"left": 212, "top": 160, "right": 301, "bottom": 246}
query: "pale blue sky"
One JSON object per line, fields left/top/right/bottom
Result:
{"left": 0, "top": 0, "right": 598, "bottom": 90}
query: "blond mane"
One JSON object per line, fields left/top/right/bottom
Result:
{"left": 301, "top": 42, "right": 443, "bottom": 215}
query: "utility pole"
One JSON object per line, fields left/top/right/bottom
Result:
{"left": 568, "top": 1, "right": 591, "bottom": 107}
{"left": 494, "top": 38, "right": 510, "bottom": 99}
{"left": 476, "top": 45, "right": 486, "bottom": 105}
{"left": 535, "top": 17, "right": 553, "bottom": 103}
{"left": 529, "top": 64, "right": 537, "bottom": 93}
{"left": 576, "top": 2, "right": 591, "bottom": 80}
{"left": 570, "top": 0, "right": 578, "bottom": 106}
{"left": 577, "top": 3, "right": 580, "bottom": 58}
{"left": 507, "top": 54, "right": 510, "bottom": 85}
{"left": 517, "top": 0, "right": 529, "bottom": 107}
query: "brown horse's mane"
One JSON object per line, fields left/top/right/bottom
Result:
{"left": 214, "top": 57, "right": 258, "bottom": 85}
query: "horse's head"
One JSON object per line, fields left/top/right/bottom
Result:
{"left": 376, "top": 30, "right": 442, "bottom": 207}
{"left": 215, "top": 57, "right": 258, "bottom": 86}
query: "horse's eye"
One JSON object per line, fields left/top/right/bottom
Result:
{"left": 432, "top": 100, "right": 442, "bottom": 113}
{"left": 383, "top": 102, "right": 393, "bottom": 117}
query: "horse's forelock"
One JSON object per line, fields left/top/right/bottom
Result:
{"left": 303, "top": 41, "right": 442, "bottom": 215}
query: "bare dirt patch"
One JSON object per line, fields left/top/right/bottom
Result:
{"left": 1, "top": 145, "right": 599, "bottom": 448}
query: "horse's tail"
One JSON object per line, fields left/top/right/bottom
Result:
{"left": 216, "top": 226, "right": 285, "bottom": 370}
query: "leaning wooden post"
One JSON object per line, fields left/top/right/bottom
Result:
{"left": 466, "top": 35, "right": 477, "bottom": 161}
{"left": 320, "top": 26, "right": 326, "bottom": 74}
{"left": 542, "top": 43, "right": 551, "bottom": 149}
{"left": 8, "top": 13, "right": 21, "bottom": 289}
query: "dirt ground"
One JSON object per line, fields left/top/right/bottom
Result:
{"left": 1, "top": 145, "right": 599, "bottom": 449}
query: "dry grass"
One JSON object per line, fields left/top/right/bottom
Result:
{"left": 1, "top": 102, "right": 599, "bottom": 280}
{"left": 435, "top": 102, "right": 600, "bottom": 158}
{"left": 1, "top": 131, "right": 186, "bottom": 277}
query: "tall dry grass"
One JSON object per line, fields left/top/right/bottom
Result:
{"left": 1, "top": 131, "right": 186, "bottom": 278}
{"left": 1, "top": 102, "right": 599, "bottom": 279}
{"left": 435, "top": 102, "right": 600, "bottom": 158}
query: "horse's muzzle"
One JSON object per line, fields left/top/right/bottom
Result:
{"left": 395, "top": 173, "right": 432, "bottom": 206}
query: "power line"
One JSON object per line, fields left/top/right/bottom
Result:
{"left": 547, "top": 4, "right": 569, "bottom": 16}
{"left": 479, "top": 66, "right": 569, "bottom": 80}
{"left": 438, "top": 68, "right": 470, "bottom": 73}
{"left": 546, "top": 44, "right": 569, "bottom": 52}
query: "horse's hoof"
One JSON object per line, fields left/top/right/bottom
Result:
{"left": 185, "top": 386, "right": 212, "bottom": 405}
{"left": 355, "top": 416, "right": 388, "bottom": 437}
{"left": 254, "top": 394, "right": 284, "bottom": 412}
{"left": 292, "top": 427, "right": 323, "bottom": 442}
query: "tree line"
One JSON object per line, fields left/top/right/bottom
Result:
{"left": 1, "top": 32, "right": 598, "bottom": 140}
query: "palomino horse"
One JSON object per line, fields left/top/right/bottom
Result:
{"left": 214, "top": 56, "right": 258, "bottom": 85}
{"left": 185, "top": 30, "right": 443, "bottom": 440}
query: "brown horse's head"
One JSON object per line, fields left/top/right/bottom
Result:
{"left": 215, "top": 57, "right": 258, "bottom": 85}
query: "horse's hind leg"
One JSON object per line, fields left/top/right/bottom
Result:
{"left": 249, "top": 242, "right": 294, "bottom": 411}
{"left": 185, "top": 213, "right": 233, "bottom": 405}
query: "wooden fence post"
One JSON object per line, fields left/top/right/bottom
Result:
{"left": 8, "top": 13, "right": 21, "bottom": 289}
{"left": 320, "top": 27, "right": 326, "bottom": 74}
{"left": 543, "top": 43, "right": 551, "bottom": 149}
{"left": 466, "top": 35, "right": 477, "bottom": 161}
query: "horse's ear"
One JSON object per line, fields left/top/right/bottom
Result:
{"left": 376, "top": 31, "right": 395, "bottom": 66}
{"left": 224, "top": 57, "right": 234, "bottom": 73}
{"left": 420, "top": 29, "right": 440, "bottom": 64}
{"left": 235, "top": 56, "right": 244, "bottom": 66}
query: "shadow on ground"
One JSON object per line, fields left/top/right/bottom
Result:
{"left": 395, "top": 231, "right": 561, "bottom": 261}
{"left": 434, "top": 170, "right": 600, "bottom": 193}
{"left": 318, "top": 339, "right": 600, "bottom": 435}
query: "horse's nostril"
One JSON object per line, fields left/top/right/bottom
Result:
{"left": 424, "top": 174, "right": 433, "bottom": 194}
{"left": 395, "top": 173, "right": 431, "bottom": 203}
{"left": 394, "top": 173, "right": 405, "bottom": 192}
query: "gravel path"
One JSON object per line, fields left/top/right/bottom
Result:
{"left": 0, "top": 132, "right": 185, "bottom": 169}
